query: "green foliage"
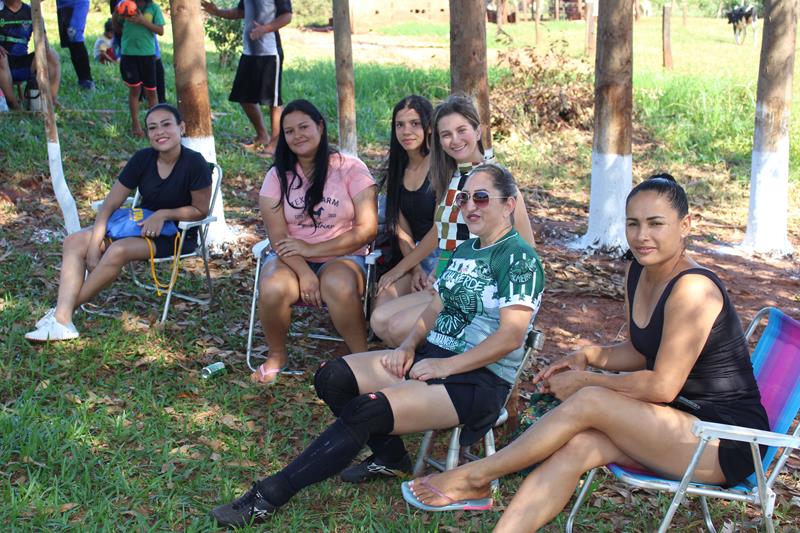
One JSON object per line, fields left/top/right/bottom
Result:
{"left": 204, "top": 2, "right": 243, "bottom": 68}
{"left": 291, "top": 0, "right": 330, "bottom": 27}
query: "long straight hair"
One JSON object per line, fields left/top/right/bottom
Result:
{"left": 429, "top": 93, "right": 484, "bottom": 202}
{"left": 382, "top": 95, "right": 434, "bottom": 234}
{"left": 271, "top": 99, "right": 336, "bottom": 228}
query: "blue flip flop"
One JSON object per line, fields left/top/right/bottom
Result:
{"left": 401, "top": 477, "right": 493, "bottom": 512}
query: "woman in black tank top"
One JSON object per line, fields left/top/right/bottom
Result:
{"left": 404, "top": 174, "right": 768, "bottom": 531}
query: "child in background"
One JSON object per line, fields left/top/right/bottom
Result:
{"left": 113, "top": 0, "right": 164, "bottom": 137}
{"left": 94, "top": 19, "right": 117, "bottom": 63}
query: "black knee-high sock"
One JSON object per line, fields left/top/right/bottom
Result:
{"left": 314, "top": 360, "right": 407, "bottom": 462}
{"left": 257, "top": 392, "right": 395, "bottom": 506}
{"left": 155, "top": 58, "right": 166, "bottom": 103}
{"left": 67, "top": 42, "right": 92, "bottom": 82}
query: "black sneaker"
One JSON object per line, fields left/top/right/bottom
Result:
{"left": 339, "top": 454, "right": 412, "bottom": 483}
{"left": 210, "top": 483, "right": 277, "bottom": 528}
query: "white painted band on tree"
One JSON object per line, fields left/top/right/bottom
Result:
{"left": 574, "top": 152, "right": 632, "bottom": 253}
{"left": 47, "top": 142, "right": 81, "bottom": 234}
{"left": 743, "top": 145, "right": 793, "bottom": 255}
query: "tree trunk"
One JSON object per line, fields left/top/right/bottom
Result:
{"left": 576, "top": 0, "right": 633, "bottom": 252}
{"left": 170, "top": 0, "right": 234, "bottom": 245}
{"left": 634, "top": 0, "right": 641, "bottom": 21}
{"left": 662, "top": 4, "right": 673, "bottom": 69}
{"left": 333, "top": 0, "right": 357, "bottom": 155}
{"left": 535, "top": 0, "right": 542, "bottom": 45}
{"left": 30, "top": 0, "right": 80, "bottom": 234}
{"left": 682, "top": 0, "right": 688, "bottom": 26}
{"left": 497, "top": 0, "right": 505, "bottom": 33}
{"left": 450, "top": 0, "right": 492, "bottom": 154}
{"left": 585, "top": 2, "right": 596, "bottom": 57}
{"left": 743, "top": 0, "right": 797, "bottom": 254}
{"left": 555, "top": 0, "right": 561, "bottom": 20}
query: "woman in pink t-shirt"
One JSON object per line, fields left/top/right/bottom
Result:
{"left": 254, "top": 99, "right": 378, "bottom": 384}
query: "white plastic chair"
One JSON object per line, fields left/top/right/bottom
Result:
{"left": 85, "top": 163, "right": 221, "bottom": 323}
{"left": 566, "top": 307, "right": 800, "bottom": 533}
{"left": 245, "top": 239, "right": 382, "bottom": 371}
{"left": 413, "top": 328, "right": 545, "bottom": 492}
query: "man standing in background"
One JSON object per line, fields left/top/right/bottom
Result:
{"left": 56, "top": 0, "right": 94, "bottom": 89}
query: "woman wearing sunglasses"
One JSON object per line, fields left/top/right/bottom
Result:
{"left": 211, "top": 164, "right": 544, "bottom": 528}
{"left": 370, "top": 94, "right": 535, "bottom": 348}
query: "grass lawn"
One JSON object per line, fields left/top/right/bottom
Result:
{"left": 1, "top": 8, "right": 799, "bottom": 533}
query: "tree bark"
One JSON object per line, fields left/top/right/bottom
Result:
{"left": 497, "top": 0, "right": 506, "bottom": 33}
{"left": 662, "top": 4, "right": 673, "bottom": 69}
{"left": 743, "top": 0, "right": 797, "bottom": 254}
{"left": 576, "top": 0, "right": 633, "bottom": 252}
{"left": 333, "top": 0, "right": 357, "bottom": 155}
{"left": 171, "top": 0, "right": 235, "bottom": 245}
{"left": 535, "top": 0, "right": 542, "bottom": 45}
{"left": 450, "top": 0, "right": 492, "bottom": 153}
{"left": 30, "top": 0, "right": 81, "bottom": 234}
{"left": 682, "top": 0, "right": 688, "bottom": 26}
{"left": 555, "top": 0, "right": 561, "bottom": 20}
{"left": 585, "top": 2, "right": 596, "bottom": 57}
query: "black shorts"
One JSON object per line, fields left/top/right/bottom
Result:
{"left": 228, "top": 54, "right": 283, "bottom": 106}
{"left": 411, "top": 342, "right": 510, "bottom": 447}
{"left": 671, "top": 397, "right": 769, "bottom": 487}
{"left": 8, "top": 53, "right": 34, "bottom": 82}
{"left": 120, "top": 55, "right": 157, "bottom": 90}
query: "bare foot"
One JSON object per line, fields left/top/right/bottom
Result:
{"left": 410, "top": 469, "right": 491, "bottom": 507}
{"left": 250, "top": 355, "right": 287, "bottom": 385}
{"left": 131, "top": 127, "right": 145, "bottom": 138}
{"left": 241, "top": 138, "right": 270, "bottom": 152}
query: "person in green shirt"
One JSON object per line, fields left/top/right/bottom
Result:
{"left": 113, "top": 0, "right": 163, "bottom": 137}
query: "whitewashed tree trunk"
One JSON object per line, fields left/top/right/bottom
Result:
{"left": 742, "top": 0, "right": 796, "bottom": 255}
{"left": 171, "top": 0, "right": 234, "bottom": 245}
{"left": 575, "top": 0, "right": 633, "bottom": 253}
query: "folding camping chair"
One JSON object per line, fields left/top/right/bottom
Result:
{"left": 413, "top": 328, "right": 546, "bottom": 492}
{"left": 244, "top": 238, "right": 382, "bottom": 372}
{"left": 566, "top": 307, "right": 800, "bottom": 533}
{"left": 85, "top": 163, "right": 222, "bottom": 323}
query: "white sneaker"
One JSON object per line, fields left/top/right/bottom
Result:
{"left": 35, "top": 307, "right": 56, "bottom": 328}
{"left": 25, "top": 320, "right": 80, "bottom": 342}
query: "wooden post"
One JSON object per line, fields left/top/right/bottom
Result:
{"left": 333, "top": 0, "right": 357, "bottom": 155}
{"left": 449, "top": 0, "right": 492, "bottom": 153}
{"left": 30, "top": 0, "right": 80, "bottom": 234}
{"left": 585, "top": 1, "right": 596, "bottom": 57}
{"left": 662, "top": 4, "right": 673, "bottom": 69}
{"left": 577, "top": 0, "right": 633, "bottom": 251}
{"left": 743, "top": 0, "right": 798, "bottom": 253}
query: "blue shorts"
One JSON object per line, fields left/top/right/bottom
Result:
{"left": 264, "top": 250, "right": 367, "bottom": 279}
{"left": 419, "top": 246, "right": 441, "bottom": 276}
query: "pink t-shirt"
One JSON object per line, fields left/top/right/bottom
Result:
{"left": 260, "top": 152, "right": 376, "bottom": 262}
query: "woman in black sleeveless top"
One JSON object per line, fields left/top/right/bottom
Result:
{"left": 403, "top": 174, "right": 768, "bottom": 532}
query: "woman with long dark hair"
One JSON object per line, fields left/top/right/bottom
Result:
{"left": 370, "top": 93, "right": 535, "bottom": 347}
{"left": 374, "top": 95, "right": 437, "bottom": 310}
{"left": 252, "top": 99, "right": 378, "bottom": 384}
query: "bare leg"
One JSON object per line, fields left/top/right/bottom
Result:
{"left": 46, "top": 47, "right": 61, "bottom": 105}
{"left": 369, "top": 291, "right": 433, "bottom": 347}
{"left": 0, "top": 55, "right": 20, "bottom": 110}
{"left": 410, "top": 386, "right": 725, "bottom": 510}
{"left": 128, "top": 85, "right": 143, "bottom": 136}
{"left": 266, "top": 105, "right": 282, "bottom": 153}
{"left": 256, "top": 258, "right": 300, "bottom": 380}
{"left": 144, "top": 87, "right": 157, "bottom": 109}
{"left": 320, "top": 260, "right": 367, "bottom": 353}
{"left": 240, "top": 102, "right": 269, "bottom": 145}
{"left": 372, "top": 272, "right": 413, "bottom": 310}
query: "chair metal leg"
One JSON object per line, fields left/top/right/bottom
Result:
{"left": 445, "top": 427, "right": 462, "bottom": 470}
{"left": 750, "top": 442, "right": 776, "bottom": 533}
{"left": 483, "top": 429, "right": 500, "bottom": 493}
{"left": 699, "top": 496, "right": 717, "bottom": 533}
{"left": 657, "top": 437, "right": 710, "bottom": 533}
{"left": 246, "top": 253, "right": 263, "bottom": 372}
{"left": 566, "top": 468, "right": 597, "bottom": 533}
{"left": 414, "top": 430, "right": 435, "bottom": 476}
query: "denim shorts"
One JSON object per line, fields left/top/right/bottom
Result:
{"left": 263, "top": 250, "right": 367, "bottom": 279}
{"left": 419, "top": 247, "right": 441, "bottom": 276}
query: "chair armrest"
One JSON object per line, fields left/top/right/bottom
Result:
{"left": 253, "top": 239, "right": 271, "bottom": 257}
{"left": 692, "top": 421, "right": 800, "bottom": 449}
{"left": 178, "top": 216, "right": 217, "bottom": 230}
{"left": 366, "top": 248, "right": 383, "bottom": 265}
{"left": 91, "top": 196, "right": 135, "bottom": 212}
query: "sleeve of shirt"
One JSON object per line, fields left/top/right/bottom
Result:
{"left": 188, "top": 152, "right": 212, "bottom": 191}
{"left": 275, "top": 0, "right": 292, "bottom": 15}
{"left": 495, "top": 246, "right": 544, "bottom": 311}
{"left": 344, "top": 155, "right": 376, "bottom": 199}
{"left": 116, "top": 149, "right": 149, "bottom": 190}
{"left": 259, "top": 167, "right": 282, "bottom": 198}
{"left": 152, "top": 4, "right": 165, "bottom": 26}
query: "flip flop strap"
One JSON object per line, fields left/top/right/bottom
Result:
{"left": 417, "top": 476, "right": 457, "bottom": 505}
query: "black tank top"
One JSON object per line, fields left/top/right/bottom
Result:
{"left": 399, "top": 175, "right": 436, "bottom": 243}
{"left": 627, "top": 260, "right": 762, "bottom": 404}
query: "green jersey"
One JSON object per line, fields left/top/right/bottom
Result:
{"left": 427, "top": 229, "right": 544, "bottom": 384}
{"left": 121, "top": 2, "right": 164, "bottom": 56}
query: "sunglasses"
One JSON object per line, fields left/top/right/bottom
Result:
{"left": 454, "top": 190, "right": 508, "bottom": 208}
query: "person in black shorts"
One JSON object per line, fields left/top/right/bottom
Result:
{"left": 56, "top": 0, "right": 94, "bottom": 89}
{"left": 0, "top": 0, "right": 61, "bottom": 109}
{"left": 25, "top": 104, "right": 212, "bottom": 342}
{"left": 403, "top": 174, "right": 769, "bottom": 532}
{"left": 201, "top": 0, "right": 291, "bottom": 156}
{"left": 209, "top": 164, "right": 545, "bottom": 528}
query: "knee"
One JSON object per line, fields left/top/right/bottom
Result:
{"left": 369, "top": 304, "right": 390, "bottom": 336}
{"left": 101, "top": 243, "right": 129, "bottom": 266}
{"left": 386, "top": 319, "right": 409, "bottom": 345}
{"left": 560, "top": 386, "right": 611, "bottom": 421}
{"left": 314, "top": 358, "right": 358, "bottom": 404}
{"left": 321, "top": 270, "right": 361, "bottom": 304}
{"left": 258, "top": 272, "right": 294, "bottom": 305}
{"left": 339, "top": 391, "right": 395, "bottom": 437}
